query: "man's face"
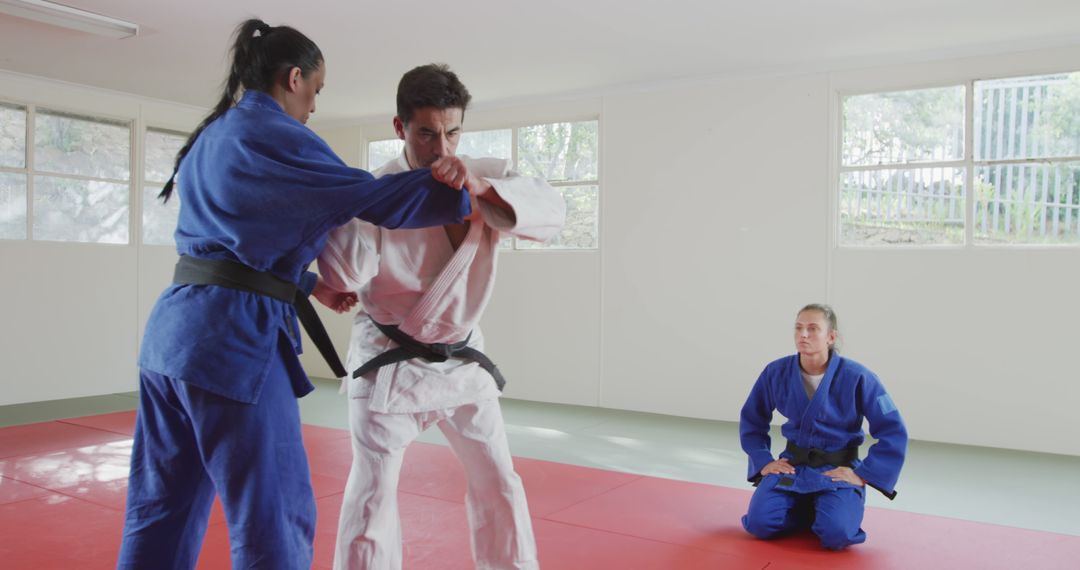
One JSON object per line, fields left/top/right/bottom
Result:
{"left": 393, "top": 106, "right": 464, "bottom": 168}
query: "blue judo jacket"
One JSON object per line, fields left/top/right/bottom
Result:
{"left": 739, "top": 354, "right": 908, "bottom": 498}
{"left": 138, "top": 90, "right": 470, "bottom": 403}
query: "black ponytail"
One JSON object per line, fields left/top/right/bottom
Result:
{"left": 159, "top": 18, "right": 323, "bottom": 202}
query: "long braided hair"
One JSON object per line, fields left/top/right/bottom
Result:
{"left": 159, "top": 18, "right": 323, "bottom": 202}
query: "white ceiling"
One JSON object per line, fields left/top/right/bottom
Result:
{"left": 1, "top": 0, "right": 1079, "bottom": 123}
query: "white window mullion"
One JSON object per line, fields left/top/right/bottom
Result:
{"left": 976, "top": 155, "right": 1080, "bottom": 167}
{"left": 838, "top": 160, "right": 965, "bottom": 173}
{"left": 28, "top": 171, "right": 131, "bottom": 185}
{"left": 131, "top": 114, "right": 142, "bottom": 246}
{"left": 26, "top": 105, "right": 35, "bottom": 240}
{"left": 549, "top": 179, "right": 599, "bottom": 188}
{"left": 511, "top": 126, "right": 521, "bottom": 250}
{"left": 965, "top": 80, "right": 975, "bottom": 247}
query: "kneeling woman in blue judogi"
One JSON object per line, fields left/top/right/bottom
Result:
{"left": 117, "top": 18, "right": 472, "bottom": 570}
{"left": 739, "top": 304, "right": 907, "bottom": 550}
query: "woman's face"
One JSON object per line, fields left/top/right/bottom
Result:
{"left": 794, "top": 310, "right": 836, "bottom": 357}
{"left": 283, "top": 62, "right": 325, "bottom": 124}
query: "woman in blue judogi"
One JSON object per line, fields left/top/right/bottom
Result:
{"left": 117, "top": 19, "right": 472, "bottom": 570}
{"left": 739, "top": 304, "right": 907, "bottom": 550}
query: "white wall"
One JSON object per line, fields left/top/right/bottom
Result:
{"left": 599, "top": 74, "right": 830, "bottom": 421}
{"left": 0, "top": 71, "right": 201, "bottom": 405}
{"left": 5, "top": 43, "right": 1080, "bottom": 457}
{"left": 2, "top": 242, "right": 138, "bottom": 402}
{"left": 312, "top": 44, "right": 1080, "bottom": 456}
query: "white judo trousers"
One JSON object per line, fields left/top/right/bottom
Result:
{"left": 334, "top": 396, "right": 537, "bottom": 570}
{"left": 321, "top": 153, "right": 565, "bottom": 570}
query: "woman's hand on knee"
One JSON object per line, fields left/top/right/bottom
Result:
{"left": 760, "top": 458, "right": 796, "bottom": 476}
{"left": 822, "top": 466, "right": 865, "bottom": 486}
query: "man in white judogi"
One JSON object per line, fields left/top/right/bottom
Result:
{"left": 316, "top": 64, "right": 565, "bottom": 570}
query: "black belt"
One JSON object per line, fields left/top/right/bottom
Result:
{"left": 785, "top": 441, "right": 898, "bottom": 500}
{"left": 352, "top": 318, "right": 506, "bottom": 391}
{"left": 172, "top": 255, "right": 348, "bottom": 378}
{"left": 785, "top": 441, "right": 859, "bottom": 468}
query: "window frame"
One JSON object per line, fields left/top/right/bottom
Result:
{"left": 141, "top": 126, "right": 189, "bottom": 247}
{"left": 834, "top": 70, "right": 1080, "bottom": 250}
{"left": 0, "top": 97, "right": 136, "bottom": 245}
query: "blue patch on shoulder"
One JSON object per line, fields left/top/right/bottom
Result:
{"left": 877, "top": 394, "right": 898, "bottom": 415}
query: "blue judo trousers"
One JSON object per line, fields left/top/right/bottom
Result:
{"left": 117, "top": 90, "right": 470, "bottom": 569}
{"left": 739, "top": 353, "right": 907, "bottom": 550}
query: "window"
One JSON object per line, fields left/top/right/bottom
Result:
{"left": 840, "top": 71, "right": 1080, "bottom": 246}
{"left": 367, "top": 119, "right": 600, "bottom": 250}
{"left": 367, "top": 138, "right": 404, "bottom": 171}
{"left": 143, "top": 128, "right": 186, "bottom": 246}
{"left": 34, "top": 110, "right": 131, "bottom": 244}
{"left": 457, "top": 129, "right": 513, "bottom": 160}
{"left": 974, "top": 74, "right": 1080, "bottom": 244}
{"left": 514, "top": 121, "right": 598, "bottom": 249}
{"left": 840, "top": 86, "right": 966, "bottom": 245}
{"left": 0, "top": 103, "right": 133, "bottom": 244}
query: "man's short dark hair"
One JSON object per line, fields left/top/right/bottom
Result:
{"left": 396, "top": 63, "right": 472, "bottom": 124}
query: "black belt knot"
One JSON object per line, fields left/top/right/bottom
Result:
{"left": 353, "top": 319, "right": 506, "bottom": 391}
{"left": 422, "top": 340, "right": 466, "bottom": 361}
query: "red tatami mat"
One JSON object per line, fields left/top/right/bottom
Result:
{"left": 1, "top": 412, "right": 1077, "bottom": 569}
{"left": 0, "top": 420, "right": 130, "bottom": 459}
{"left": 58, "top": 410, "right": 139, "bottom": 436}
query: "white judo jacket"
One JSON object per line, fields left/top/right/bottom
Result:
{"left": 318, "top": 153, "right": 566, "bottom": 413}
